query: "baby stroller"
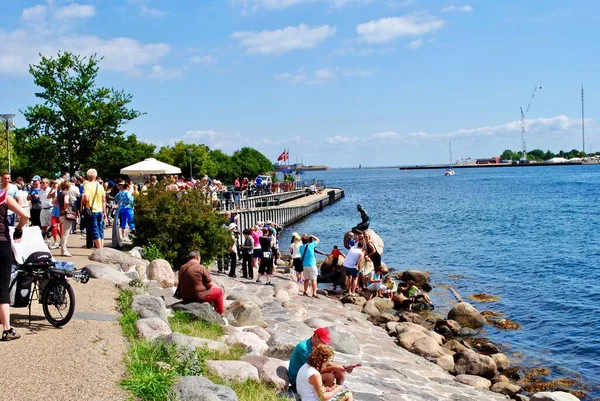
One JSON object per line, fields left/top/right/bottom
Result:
{"left": 8, "top": 226, "right": 89, "bottom": 327}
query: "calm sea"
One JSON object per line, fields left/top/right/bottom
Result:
{"left": 280, "top": 166, "right": 600, "bottom": 399}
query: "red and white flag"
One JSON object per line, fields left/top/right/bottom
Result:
{"left": 277, "top": 150, "right": 286, "bottom": 162}
{"left": 283, "top": 150, "right": 289, "bottom": 162}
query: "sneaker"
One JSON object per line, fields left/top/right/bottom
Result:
{"left": 1, "top": 328, "right": 21, "bottom": 341}
{"left": 61, "top": 252, "right": 73, "bottom": 257}
{"left": 256, "top": 278, "right": 262, "bottom": 283}
{"left": 50, "top": 243, "right": 60, "bottom": 249}
{"left": 266, "top": 282, "right": 275, "bottom": 286}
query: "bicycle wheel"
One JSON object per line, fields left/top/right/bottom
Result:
{"left": 42, "top": 279, "right": 75, "bottom": 327}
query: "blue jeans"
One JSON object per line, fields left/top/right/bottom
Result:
{"left": 89, "top": 212, "right": 105, "bottom": 240}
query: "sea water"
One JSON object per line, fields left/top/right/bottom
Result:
{"left": 280, "top": 166, "right": 600, "bottom": 399}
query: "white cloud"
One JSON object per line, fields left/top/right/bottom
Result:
{"left": 232, "top": 0, "right": 370, "bottom": 13}
{"left": 387, "top": 0, "right": 416, "bottom": 9}
{"left": 441, "top": 4, "right": 473, "bottom": 13}
{"left": 232, "top": 24, "right": 336, "bottom": 54}
{"left": 22, "top": 5, "right": 48, "bottom": 21}
{"left": 148, "top": 64, "right": 184, "bottom": 80}
{"left": 22, "top": 2, "right": 95, "bottom": 22}
{"left": 276, "top": 67, "right": 373, "bottom": 84}
{"left": 54, "top": 4, "right": 96, "bottom": 19}
{"left": 141, "top": 6, "right": 167, "bottom": 17}
{"left": 176, "top": 129, "right": 306, "bottom": 152}
{"left": 407, "top": 38, "right": 423, "bottom": 49}
{"left": 356, "top": 14, "right": 445, "bottom": 43}
{"left": 190, "top": 55, "right": 214, "bottom": 64}
{"left": 324, "top": 115, "right": 585, "bottom": 145}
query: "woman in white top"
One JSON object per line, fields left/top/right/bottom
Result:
{"left": 289, "top": 232, "right": 303, "bottom": 283}
{"left": 296, "top": 344, "right": 353, "bottom": 401}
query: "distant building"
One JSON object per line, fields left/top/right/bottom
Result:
{"left": 476, "top": 157, "right": 501, "bottom": 165}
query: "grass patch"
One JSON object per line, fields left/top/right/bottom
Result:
{"left": 204, "top": 344, "right": 248, "bottom": 361}
{"left": 208, "top": 376, "right": 293, "bottom": 401}
{"left": 168, "top": 310, "right": 224, "bottom": 340}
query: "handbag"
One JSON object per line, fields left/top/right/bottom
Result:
{"left": 65, "top": 208, "right": 78, "bottom": 221}
{"left": 83, "top": 182, "right": 100, "bottom": 219}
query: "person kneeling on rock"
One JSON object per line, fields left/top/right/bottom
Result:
{"left": 288, "top": 328, "right": 357, "bottom": 396}
{"left": 176, "top": 251, "right": 224, "bottom": 315}
{"left": 297, "top": 343, "right": 354, "bottom": 401}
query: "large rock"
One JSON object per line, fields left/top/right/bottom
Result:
{"left": 85, "top": 264, "right": 131, "bottom": 286}
{"left": 206, "top": 360, "right": 259, "bottom": 382}
{"left": 131, "top": 294, "right": 167, "bottom": 323}
{"left": 273, "top": 288, "right": 290, "bottom": 302}
{"left": 340, "top": 295, "right": 367, "bottom": 307}
{"left": 436, "top": 354, "right": 455, "bottom": 372}
{"left": 273, "top": 281, "right": 299, "bottom": 298}
{"left": 408, "top": 334, "right": 444, "bottom": 358}
{"left": 147, "top": 259, "right": 175, "bottom": 289}
{"left": 530, "top": 392, "right": 581, "bottom": 401}
{"left": 224, "top": 299, "right": 266, "bottom": 328}
{"left": 135, "top": 317, "right": 172, "bottom": 341}
{"left": 172, "top": 302, "right": 225, "bottom": 326}
{"left": 491, "top": 382, "right": 521, "bottom": 397}
{"left": 435, "top": 319, "right": 461, "bottom": 335}
{"left": 396, "top": 322, "right": 428, "bottom": 335}
{"left": 326, "top": 325, "right": 360, "bottom": 355}
{"left": 362, "top": 299, "right": 381, "bottom": 320}
{"left": 162, "top": 332, "right": 230, "bottom": 354}
{"left": 454, "top": 351, "right": 497, "bottom": 379}
{"left": 304, "top": 317, "right": 334, "bottom": 329}
{"left": 372, "top": 297, "right": 394, "bottom": 312}
{"left": 443, "top": 339, "right": 469, "bottom": 353}
{"left": 454, "top": 374, "right": 492, "bottom": 390}
{"left": 227, "top": 292, "right": 264, "bottom": 308}
{"left": 491, "top": 353, "right": 510, "bottom": 371}
{"left": 242, "top": 355, "right": 289, "bottom": 390}
{"left": 447, "top": 302, "right": 487, "bottom": 328}
{"left": 282, "top": 302, "right": 308, "bottom": 320}
{"left": 89, "top": 248, "right": 148, "bottom": 269}
{"left": 224, "top": 329, "right": 268, "bottom": 354}
{"left": 401, "top": 270, "right": 430, "bottom": 287}
{"left": 243, "top": 326, "right": 271, "bottom": 342}
{"left": 172, "top": 376, "right": 238, "bottom": 401}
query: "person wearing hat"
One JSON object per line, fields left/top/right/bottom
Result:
{"left": 227, "top": 223, "right": 238, "bottom": 278}
{"left": 288, "top": 328, "right": 355, "bottom": 394}
{"left": 297, "top": 344, "right": 354, "bottom": 401}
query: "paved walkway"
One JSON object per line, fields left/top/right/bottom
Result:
{"left": 276, "top": 187, "right": 343, "bottom": 207}
{"left": 1, "top": 228, "right": 127, "bottom": 401}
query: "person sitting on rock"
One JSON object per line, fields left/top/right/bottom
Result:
{"left": 297, "top": 343, "right": 354, "bottom": 401}
{"left": 365, "top": 266, "right": 385, "bottom": 298}
{"left": 176, "top": 251, "right": 224, "bottom": 315}
{"left": 382, "top": 275, "right": 397, "bottom": 299}
{"left": 288, "top": 328, "right": 355, "bottom": 395}
{"left": 399, "top": 280, "right": 419, "bottom": 311}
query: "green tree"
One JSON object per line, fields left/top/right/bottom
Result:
{"left": 15, "top": 52, "right": 142, "bottom": 175}
{"left": 87, "top": 134, "right": 156, "bottom": 179}
{"left": 231, "top": 147, "right": 273, "bottom": 178}
{"left": 0, "top": 123, "right": 23, "bottom": 173}
{"left": 544, "top": 150, "right": 556, "bottom": 160}
{"left": 209, "top": 149, "right": 239, "bottom": 184}
{"left": 134, "top": 186, "right": 232, "bottom": 266}
{"left": 501, "top": 149, "right": 515, "bottom": 161}
{"left": 528, "top": 149, "right": 545, "bottom": 161}
{"left": 157, "top": 142, "right": 217, "bottom": 179}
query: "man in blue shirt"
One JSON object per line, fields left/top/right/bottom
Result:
{"left": 288, "top": 328, "right": 353, "bottom": 393}
{"left": 114, "top": 183, "right": 135, "bottom": 241}
{"left": 298, "top": 234, "right": 319, "bottom": 297}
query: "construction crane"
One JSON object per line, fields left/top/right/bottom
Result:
{"left": 520, "top": 82, "right": 542, "bottom": 163}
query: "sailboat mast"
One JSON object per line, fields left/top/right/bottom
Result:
{"left": 582, "top": 84, "right": 585, "bottom": 154}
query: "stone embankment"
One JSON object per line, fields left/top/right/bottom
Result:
{"left": 87, "top": 248, "right": 580, "bottom": 401}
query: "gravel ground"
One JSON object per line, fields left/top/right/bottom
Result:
{"left": 1, "top": 228, "right": 128, "bottom": 401}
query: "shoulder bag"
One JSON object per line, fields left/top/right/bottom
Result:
{"left": 82, "top": 183, "right": 100, "bottom": 220}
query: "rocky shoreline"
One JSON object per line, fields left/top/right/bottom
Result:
{"left": 86, "top": 247, "right": 580, "bottom": 401}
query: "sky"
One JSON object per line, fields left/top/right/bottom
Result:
{"left": 1, "top": 0, "right": 598, "bottom": 168}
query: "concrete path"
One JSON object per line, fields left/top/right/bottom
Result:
{"left": 1, "top": 227, "right": 127, "bottom": 401}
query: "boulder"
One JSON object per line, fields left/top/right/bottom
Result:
{"left": 273, "top": 281, "right": 300, "bottom": 298}
{"left": 515, "top": 395, "right": 531, "bottom": 401}
{"left": 304, "top": 317, "right": 334, "bottom": 329}
{"left": 89, "top": 248, "right": 149, "bottom": 269}
{"left": 478, "top": 342, "right": 501, "bottom": 354}
{"left": 147, "top": 259, "right": 175, "bottom": 289}
{"left": 224, "top": 330, "right": 268, "bottom": 354}
{"left": 434, "top": 324, "right": 453, "bottom": 337}
{"left": 379, "top": 312, "right": 399, "bottom": 323}
{"left": 435, "top": 319, "right": 461, "bottom": 335}
{"left": 458, "top": 327, "right": 479, "bottom": 337}
{"left": 135, "top": 317, "right": 172, "bottom": 341}
{"left": 491, "top": 382, "right": 521, "bottom": 397}
{"left": 326, "top": 325, "right": 360, "bottom": 356}
{"left": 491, "top": 353, "right": 510, "bottom": 371}
{"left": 395, "top": 322, "right": 428, "bottom": 335}
{"left": 227, "top": 292, "right": 264, "bottom": 308}
{"left": 401, "top": 270, "right": 430, "bottom": 287}
{"left": 443, "top": 339, "right": 469, "bottom": 353}
{"left": 362, "top": 299, "right": 381, "bottom": 320}
{"left": 223, "top": 299, "right": 266, "bottom": 328}
{"left": 408, "top": 335, "right": 444, "bottom": 358}
{"left": 491, "top": 375, "right": 509, "bottom": 384}
{"left": 436, "top": 354, "right": 455, "bottom": 373}
{"left": 124, "top": 270, "right": 140, "bottom": 281}
{"left": 398, "top": 312, "right": 425, "bottom": 325}
{"left": 206, "top": 360, "right": 259, "bottom": 382}
{"left": 398, "top": 330, "right": 428, "bottom": 349}
{"left": 454, "top": 374, "right": 492, "bottom": 390}
{"left": 385, "top": 322, "right": 400, "bottom": 336}
{"left": 243, "top": 327, "right": 271, "bottom": 342}
{"left": 454, "top": 351, "right": 497, "bottom": 379}
{"left": 282, "top": 302, "right": 308, "bottom": 320}
{"left": 161, "top": 332, "right": 230, "bottom": 354}
{"left": 172, "top": 302, "right": 225, "bottom": 326}
{"left": 85, "top": 264, "right": 131, "bottom": 286}
{"left": 131, "top": 294, "right": 167, "bottom": 323}
{"left": 340, "top": 295, "right": 367, "bottom": 307}
{"left": 172, "top": 376, "right": 238, "bottom": 401}
{"left": 242, "top": 355, "right": 289, "bottom": 390}
{"left": 136, "top": 264, "right": 148, "bottom": 281}
{"left": 447, "top": 302, "right": 486, "bottom": 328}
{"left": 273, "top": 288, "right": 290, "bottom": 302}
{"left": 372, "top": 297, "right": 394, "bottom": 312}
{"left": 530, "top": 392, "right": 581, "bottom": 401}
{"left": 424, "top": 330, "right": 445, "bottom": 345}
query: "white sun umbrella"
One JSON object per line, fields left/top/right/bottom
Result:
{"left": 120, "top": 158, "right": 182, "bottom": 176}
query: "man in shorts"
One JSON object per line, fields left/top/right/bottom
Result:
{"left": 343, "top": 241, "right": 364, "bottom": 296}
{"left": 299, "top": 234, "right": 319, "bottom": 298}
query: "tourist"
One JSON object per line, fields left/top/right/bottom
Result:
{"left": 240, "top": 229, "right": 254, "bottom": 279}
{"left": 49, "top": 180, "right": 63, "bottom": 248}
{"left": 400, "top": 280, "right": 419, "bottom": 311}
{"left": 383, "top": 275, "right": 397, "bottom": 299}
{"left": 289, "top": 232, "right": 303, "bottom": 283}
{"left": 28, "top": 176, "right": 42, "bottom": 227}
{"left": 288, "top": 328, "right": 354, "bottom": 396}
{"left": 176, "top": 251, "right": 224, "bottom": 315}
{"left": 83, "top": 169, "right": 106, "bottom": 249}
{"left": 57, "top": 180, "right": 74, "bottom": 257}
{"left": 227, "top": 223, "right": 238, "bottom": 278}
{"left": 1, "top": 172, "right": 18, "bottom": 227}
{"left": 257, "top": 227, "right": 274, "bottom": 285}
{"left": 347, "top": 232, "right": 355, "bottom": 248}
{"left": 365, "top": 266, "right": 385, "bottom": 298}
{"left": 15, "top": 179, "right": 30, "bottom": 226}
{"left": 114, "top": 183, "right": 135, "bottom": 242}
{"left": 342, "top": 241, "right": 364, "bottom": 296}
{"left": 166, "top": 177, "right": 178, "bottom": 191}
{"left": 251, "top": 225, "right": 262, "bottom": 271}
{"left": 297, "top": 344, "right": 353, "bottom": 401}
{"left": 299, "top": 234, "right": 320, "bottom": 298}
{"left": 364, "top": 233, "right": 381, "bottom": 270}
{"left": 39, "top": 178, "right": 54, "bottom": 244}
{"left": 0, "top": 185, "right": 30, "bottom": 341}
{"left": 68, "top": 177, "right": 80, "bottom": 234}
{"left": 327, "top": 245, "right": 343, "bottom": 268}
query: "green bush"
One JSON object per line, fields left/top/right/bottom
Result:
{"left": 134, "top": 187, "right": 233, "bottom": 267}
{"left": 143, "top": 242, "right": 164, "bottom": 262}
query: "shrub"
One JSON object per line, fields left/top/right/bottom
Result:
{"left": 143, "top": 242, "right": 164, "bottom": 262}
{"left": 134, "top": 186, "right": 233, "bottom": 267}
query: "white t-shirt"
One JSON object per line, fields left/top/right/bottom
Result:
{"left": 296, "top": 363, "right": 320, "bottom": 401}
{"left": 343, "top": 246, "right": 363, "bottom": 269}
{"left": 39, "top": 187, "right": 52, "bottom": 209}
{"left": 290, "top": 241, "right": 301, "bottom": 259}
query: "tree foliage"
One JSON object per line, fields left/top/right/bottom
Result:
{"left": 0, "top": 123, "right": 23, "bottom": 173}
{"left": 87, "top": 134, "right": 156, "bottom": 179}
{"left": 134, "top": 186, "right": 233, "bottom": 267}
{"left": 15, "top": 52, "right": 142, "bottom": 175}
{"left": 501, "top": 148, "right": 588, "bottom": 162}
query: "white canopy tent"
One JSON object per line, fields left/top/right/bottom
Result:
{"left": 120, "top": 158, "right": 181, "bottom": 176}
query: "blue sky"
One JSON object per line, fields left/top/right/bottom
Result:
{"left": 1, "top": 0, "right": 598, "bottom": 167}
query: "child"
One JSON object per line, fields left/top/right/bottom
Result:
{"left": 400, "top": 280, "right": 419, "bottom": 311}
{"left": 383, "top": 275, "right": 397, "bottom": 298}
{"left": 366, "top": 267, "right": 385, "bottom": 297}
{"left": 347, "top": 232, "right": 355, "bottom": 248}
{"left": 327, "top": 245, "right": 342, "bottom": 268}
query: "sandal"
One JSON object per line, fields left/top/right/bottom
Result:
{"left": 1, "top": 328, "right": 21, "bottom": 341}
